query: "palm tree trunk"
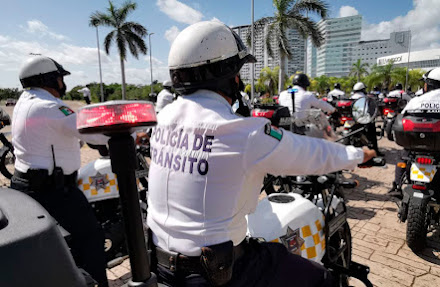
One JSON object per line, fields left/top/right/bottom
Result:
{"left": 278, "top": 53, "right": 285, "bottom": 94}
{"left": 120, "top": 55, "right": 126, "bottom": 100}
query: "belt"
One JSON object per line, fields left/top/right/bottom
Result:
{"left": 155, "top": 240, "right": 247, "bottom": 274}
{"left": 14, "top": 170, "right": 78, "bottom": 186}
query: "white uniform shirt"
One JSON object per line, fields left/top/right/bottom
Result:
{"left": 147, "top": 89, "right": 364, "bottom": 256}
{"left": 350, "top": 92, "right": 366, "bottom": 100}
{"left": 156, "top": 88, "right": 174, "bottom": 113}
{"left": 387, "top": 89, "right": 412, "bottom": 102}
{"left": 78, "top": 87, "right": 91, "bottom": 100}
{"left": 278, "top": 86, "right": 335, "bottom": 115}
{"left": 12, "top": 88, "right": 109, "bottom": 175}
{"left": 402, "top": 88, "right": 440, "bottom": 114}
{"left": 327, "top": 89, "right": 346, "bottom": 101}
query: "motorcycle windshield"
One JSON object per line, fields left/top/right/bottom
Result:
{"left": 291, "top": 109, "right": 338, "bottom": 141}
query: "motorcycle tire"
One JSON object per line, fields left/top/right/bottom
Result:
{"left": 0, "top": 147, "right": 15, "bottom": 179}
{"left": 328, "top": 222, "right": 352, "bottom": 287}
{"left": 406, "top": 199, "right": 428, "bottom": 252}
{"left": 385, "top": 120, "right": 394, "bottom": 141}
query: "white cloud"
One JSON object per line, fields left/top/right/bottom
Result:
{"left": 338, "top": 6, "right": 359, "bottom": 18}
{"left": 362, "top": 0, "right": 440, "bottom": 50}
{"left": 156, "top": 0, "right": 204, "bottom": 24}
{"left": 25, "top": 20, "right": 69, "bottom": 41}
{"left": 210, "top": 17, "right": 222, "bottom": 23}
{"left": 164, "top": 26, "right": 181, "bottom": 44}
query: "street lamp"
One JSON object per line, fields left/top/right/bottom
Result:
{"left": 95, "top": 26, "right": 104, "bottom": 102}
{"left": 250, "top": 0, "right": 255, "bottom": 103}
{"left": 148, "top": 33, "right": 155, "bottom": 97}
{"left": 405, "top": 31, "right": 412, "bottom": 91}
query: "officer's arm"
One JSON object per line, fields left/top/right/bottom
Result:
{"left": 46, "top": 104, "right": 109, "bottom": 145}
{"left": 310, "top": 94, "right": 335, "bottom": 114}
{"left": 244, "top": 124, "right": 365, "bottom": 176}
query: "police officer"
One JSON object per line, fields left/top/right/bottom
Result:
{"left": 387, "top": 83, "right": 412, "bottom": 102}
{"left": 11, "top": 56, "right": 109, "bottom": 286}
{"left": 390, "top": 68, "right": 440, "bottom": 197}
{"left": 156, "top": 80, "right": 174, "bottom": 113}
{"left": 147, "top": 21, "right": 376, "bottom": 286}
{"left": 278, "top": 73, "right": 335, "bottom": 115}
{"left": 350, "top": 82, "right": 382, "bottom": 155}
{"left": 327, "top": 83, "right": 346, "bottom": 103}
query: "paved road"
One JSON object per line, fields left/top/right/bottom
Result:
{"left": 1, "top": 102, "right": 439, "bottom": 286}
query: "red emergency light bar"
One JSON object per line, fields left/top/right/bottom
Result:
{"left": 402, "top": 118, "right": 440, "bottom": 132}
{"left": 337, "top": 101, "right": 352, "bottom": 107}
{"left": 416, "top": 157, "right": 433, "bottom": 165}
{"left": 77, "top": 101, "right": 157, "bottom": 134}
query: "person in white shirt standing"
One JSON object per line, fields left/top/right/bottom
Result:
{"left": 78, "top": 85, "right": 91, "bottom": 104}
{"left": 155, "top": 80, "right": 174, "bottom": 113}
{"left": 278, "top": 73, "right": 335, "bottom": 116}
{"left": 147, "top": 21, "right": 376, "bottom": 286}
{"left": 11, "top": 56, "right": 110, "bottom": 287}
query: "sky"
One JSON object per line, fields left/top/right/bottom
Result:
{"left": 0, "top": 0, "right": 438, "bottom": 90}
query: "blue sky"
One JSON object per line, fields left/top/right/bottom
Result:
{"left": 0, "top": 0, "right": 437, "bottom": 89}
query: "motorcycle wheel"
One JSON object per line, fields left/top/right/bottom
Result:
{"left": 385, "top": 120, "right": 394, "bottom": 141}
{"left": 406, "top": 199, "right": 428, "bottom": 252}
{"left": 0, "top": 147, "right": 15, "bottom": 179}
{"left": 328, "top": 222, "right": 352, "bottom": 287}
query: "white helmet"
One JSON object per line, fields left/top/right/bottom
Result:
{"left": 19, "top": 56, "right": 70, "bottom": 90}
{"left": 353, "top": 82, "right": 366, "bottom": 92}
{"left": 424, "top": 67, "right": 440, "bottom": 91}
{"left": 168, "top": 21, "right": 256, "bottom": 97}
{"left": 163, "top": 80, "right": 172, "bottom": 89}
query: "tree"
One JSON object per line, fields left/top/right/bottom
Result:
{"left": 258, "top": 66, "right": 280, "bottom": 95}
{"left": 368, "top": 62, "right": 395, "bottom": 91}
{"left": 349, "top": 59, "right": 369, "bottom": 82}
{"left": 251, "top": 0, "right": 328, "bottom": 94}
{"left": 90, "top": 1, "right": 147, "bottom": 100}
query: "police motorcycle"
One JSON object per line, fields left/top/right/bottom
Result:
{"left": 392, "top": 113, "right": 440, "bottom": 251}
{"left": 0, "top": 101, "right": 160, "bottom": 287}
{"left": 248, "top": 101, "right": 384, "bottom": 286}
{"left": 0, "top": 106, "right": 15, "bottom": 179}
{"left": 378, "top": 89, "right": 409, "bottom": 141}
{"left": 67, "top": 140, "right": 150, "bottom": 265}
{"left": 330, "top": 98, "right": 355, "bottom": 132}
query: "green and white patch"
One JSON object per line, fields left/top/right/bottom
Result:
{"left": 264, "top": 123, "right": 283, "bottom": 141}
{"left": 59, "top": 106, "right": 74, "bottom": 116}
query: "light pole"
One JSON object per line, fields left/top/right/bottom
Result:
{"left": 405, "top": 31, "right": 412, "bottom": 91}
{"left": 95, "top": 26, "right": 104, "bottom": 102}
{"left": 251, "top": 0, "right": 255, "bottom": 103}
{"left": 148, "top": 33, "right": 155, "bottom": 96}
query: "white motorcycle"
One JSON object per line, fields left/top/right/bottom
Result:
{"left": 248, "top": 105, "right": 384, "bottom": 287}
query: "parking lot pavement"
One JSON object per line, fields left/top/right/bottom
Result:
{"left": 1, "top": 102, "right": 439, "bottom": 286}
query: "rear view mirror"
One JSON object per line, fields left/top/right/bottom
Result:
{"left": 352, "top": 98, "right": 377, "bottom": 124}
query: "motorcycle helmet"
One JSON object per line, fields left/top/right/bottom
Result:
{"left": 424, "top": 68, "right": 440, "bottom": 92}
{"left": 292, "top": 73, "right": 310, "bottom": 89}
{"left": 19, "top": 56, "right": 70, "bottom": 96}
{"left": 168, "top": 21, "right": 256, "bottom": 101}
{"left": 334, "top": 83, "right": 341, "bottom": 90}
{"left": 163, "top": 80, "right": 172, "bottom": 89}
{"left": 395, "top": 83, "right": 403, "bottom": 90}
{"left": 353, "top": 82, "right": 366, "bottom": 93}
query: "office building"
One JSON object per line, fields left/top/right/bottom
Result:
{"left": 377, "top": 48, "right": 440, "bottom": 70}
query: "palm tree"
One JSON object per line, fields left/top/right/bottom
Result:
{"left": 258, "top": 66, "right": 280, "bottom": 95}
{"left": 90, "top": 1, "right": 147, "bottom": 100}
{"left": 368, "top": 62, "right": 395, "bottom": 90}
{"left": 349, "top": 59, "right": 369, "bottom": 82}
{"left": 251, "top": 0, "right": 328, "bottom": 94}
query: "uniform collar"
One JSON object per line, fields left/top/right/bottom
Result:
{"left": 190, "top": 89, "right": 232, "bottom": 110}
{"left": 28, "top": 87, "right": 58, "bottom": 100}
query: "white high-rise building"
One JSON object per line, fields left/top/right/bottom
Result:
{"left": 307, "top": 15, "right": 362, "bottom": 77}
{"left": 233, "top": 24, "right": 306, "bottom": 83}
{"left": 355, "top": 31, "right": 410, "bottom": 68}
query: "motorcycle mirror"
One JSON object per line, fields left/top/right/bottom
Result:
{"left": 352, "top": 98, "right": 377, "bottom": 124}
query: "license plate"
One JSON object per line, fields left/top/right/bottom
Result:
{"left": 410, "top": 163, "right": 437, "bottom": 183}
{"left": 344, "top": 120, "right": 355, "bottom": 128}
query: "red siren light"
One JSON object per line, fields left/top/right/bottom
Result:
{"left": 77, "top": 101, "right": 157, "bottom": 134}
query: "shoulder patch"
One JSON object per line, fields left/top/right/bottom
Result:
{"left": 264, "top": 123, "right": 283, "bottom": 141}
{"left": 59, "top": 106, "right": 75, "bottom": 116}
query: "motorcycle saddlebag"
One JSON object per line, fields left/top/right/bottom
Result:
{"left": 252, "top": 104, "right": 291, "bottom": 130}
{"left": 393, "top": 114, "right": 440, "bottom": 151}
{"left": 0, "top": 188, "right": 86, "bottom": 287}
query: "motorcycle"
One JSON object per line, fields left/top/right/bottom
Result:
{"left": 248, "top": 105, "right": 384, "bottom": 286}
{"left": 378, "top": 95, "right": 408, "bottom": 141}
{"left": 329, "top": 99, "right": 355, "bottom": 131}
{"left": 393, "top": 114, "right": 440, "bottom": 251}
{"left": 73, "top": 142, "right": 150, "bottom": 266}
{"left": 0, "top": 107, "right": 15, "bottom": 179}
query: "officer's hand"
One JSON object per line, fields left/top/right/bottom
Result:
{"left": 362, "top": 147, "right": 376, "bottom": 163}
